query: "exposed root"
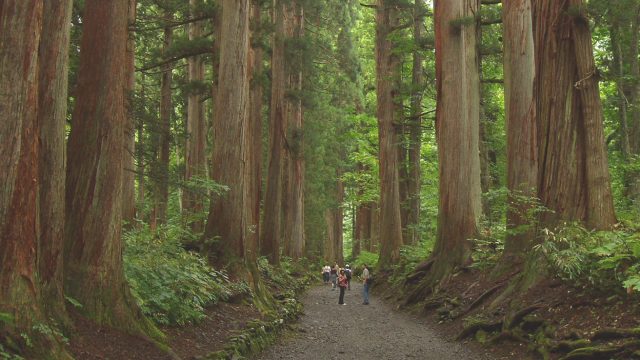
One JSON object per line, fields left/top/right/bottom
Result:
{"left": 561, "top": 340, "right": 640, "bottom": 360}
{"left": 591, "top": 328, "right": 640, "bottom": 342}
{"left": 456, "top": 283, "right": 503, "bottom": 318}
{"left": 550, "top": 339, "right": 592, "bottom": 353}
{"left": 507, "top": 304, "right": 543, "bottom": 329}
{"left": 456, "top": 319, "right": 503, "bottom": 340}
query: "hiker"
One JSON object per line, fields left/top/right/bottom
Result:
{"left": 338, "top": 269, "right": 348, "bottom": 305}
{"left": 344, "top": 264, "right": 352, "bottom": 290}
{"left": 330, "top": 263, "right": 338, "bottom": 290}
{"left": 362, "top": 264, "right": 370, "bottom": 305}
{"left": 322, "top": 265, "right": 331, "bottom": 284}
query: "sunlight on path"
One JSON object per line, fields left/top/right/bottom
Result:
{"left": 253, "top": 282, "right": 493, "bottom": 360}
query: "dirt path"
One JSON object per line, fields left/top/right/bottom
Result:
{"left": 254, "top": 282, "right": 496, "bottom": 360}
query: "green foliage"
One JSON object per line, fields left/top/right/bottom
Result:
{"left": 123, "top": 224, "right": 243, "bottom": 326}
{"left": 351, "top": 251, "right": 379, "bottom": 275}
{"left": 534, "top": 223, "right": 640, "bottom": 293}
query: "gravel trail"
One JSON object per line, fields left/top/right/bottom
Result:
{"left": 254, "top": 281, "right": 494, "bottom": 360}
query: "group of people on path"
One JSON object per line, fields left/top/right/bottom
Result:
{"left": 322, "top": 263, "right": 370, "bottom": 306}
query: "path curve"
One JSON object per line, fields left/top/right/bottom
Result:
{"left": 254, "top": 281, "right": 494, "bottom": 360}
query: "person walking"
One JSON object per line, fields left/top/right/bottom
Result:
{"left": 344, "top": 264, "right": 352, "bottom": 290}
{"left": 362, "top": 264, "right": 370, "bottom": 305}
{"left": 338, "top": 269, "right": 348, "bottom": 305}
{"left": 322, "top": 265, "right": 331, "bottom": 284}
{"left": 330, "top": 264, "right": 338, "bottom": 290}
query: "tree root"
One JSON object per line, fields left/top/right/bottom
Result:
{"left": 455, "top": 283, "right": 503, "bottom": 319}
{"left": 456, "top": 319, "right": 503, "bottom": 340}
{"left": 550, "top": 339, "right": 592, "bottom": 353}
{"left": 591, "top": 327, "right": 640, "bottom": 342}
{"left": 560, "top": 340, "right": 640, "bottom": 360}
{"left": 506, "top": 304, "right": 542, "bottom": 329}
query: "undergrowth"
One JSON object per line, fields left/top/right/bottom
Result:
{"left": 123, "top": 224, "right": 248, "bottom": 326}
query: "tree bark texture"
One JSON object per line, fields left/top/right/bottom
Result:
{"left": 247, "top": 0, "right": 264, "bottom": 260}
{"left": 261, "top": 0, "right": 287, "bottom": 265}
{"left": 283, "top": 2, "right": 305, "bottom": 260}
{"left": 432, "top": 0, "right": 482, "bottom": 279}
{"left": 183, "top": 0, "right": 207, "bottom": 233}
{"left": 156, "top": 12, "right": 173, "bottom": 225}
{"left": 533, "top": 0, "right": 616, "bottom": 229}
{"left": 64, "top": 0, "right": 156, "bottom": 336}
{"left": 376, "top": 0, "right": 404, "bottom": 268}
{"left": 203, "top": 0, "right": 252, "bottom": 263}
{"left": 37, "top": 0, "right": 72, "bottom": 323}
{"left": 503, "top": 0, "right": 538, "bottom": 256}
{"left": 122, "top": 0, "right": 137, "bottom": 225}
{"left": 406, "top": 0, "right": 424, "bottom": 246}
{"left": 0, "top": 0, "right": 51, "bottom": 353}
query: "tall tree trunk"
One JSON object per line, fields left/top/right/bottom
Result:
{"left": 283, "top": 2, "right": 305, "bottom": 260}
{"left": 248, "top": 0, "right": 264, "bottom": 259}
{"left": 64, "top": 0, "right": 158, "bottom": 338}
{"left": 476, "top": 6, "right": 492, "bottom": 219}
{"left": 334, "top": 175, "right": 345, "bottom": 265}
{"left": 610, "top": 22, "right": 631, "bottom": 159}
{"left": 376, "top": 0, "right": 404, "bottom": 268}
{"left": 122, "top": 0, "right": 137, "bottom": 225}
{"left": 324, "top": 209, "right": 336, "bottom": 262}
{"left": 0, "top": 2, "right": 68, "bottom": 357}
{"left": 406, "top": 0, "right": 424, "bottom": 246}
{"left": 502, "top": 0, "right": 538, "bottom": 259}
{"left": 262, "top": 0, "right": 287, "bottom": 265}
{"left": 203, "top": 0, "right": 252, "bottom": 264}
{"left": 137, "top": 74, "right": 146, "bottom": 213}
{"left": 156, "top": 12, "right": 173, "bottom": 225}
{"left": 626, "top": 7, "right": 640, "bottom": 204}
{"left": 369, "top": 202, "right": 380, "bottom": 252}
{"left": 37, "top": 0, "right": 72, "bottom": 324}
{"left": 431, "top": 0, "right": 481, "bottom": 281}
{"left": 183, "top": 0, "right": 207, "bottom": 233}
{"left": 533, "top": 0, "right": 616, "bottom": 229}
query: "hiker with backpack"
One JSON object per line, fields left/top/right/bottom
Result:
{"left": 344, "top": 264, "right": 352, "bottom": 290}
{"left": 361, "top": 264, "right": 371, "bottom": 305}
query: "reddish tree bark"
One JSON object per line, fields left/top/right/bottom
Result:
{"left": 533, "top": 0, "right": 616, "bottom": 229}
{"left": 376, "top": 0, "right": 404, "bottom": 268}
{"left": 65, "top": 0, "right": 158, "bottom": 337}
{"left": 183, "top": 0, "right": 207, "bottom": 232}
{"left": 37, "top": 0, "right": 72, "bottom": 323}
{"left": 431, "top": 0, "right": 482, "bottom": 280}
{"left": 503, "top": 0, "right": 538, "bottom": 257}
{"left": 203, "top": 0, "right": 253, "bottom": 264}
{"left": 262, "top": 0, "right": 287, "bottom": 265}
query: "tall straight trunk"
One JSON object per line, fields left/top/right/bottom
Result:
{"left": 334, "top": 175, "right": 345, "bottom": 265}
{"left": 248, "top": 0, "right": 264, "bottom": 258}
{"left": 610, "top": 23, "right": 631, "bottom": 159}
{"left": 324, "top": 209, "right": 336, "bottom": 262}
{"left": 0, "top": 2, "right": 65, "bottom": 356}
{"left": 156, "top": 13, "right": 173, "bottom": 225}
{"left": 626, "top": 7, "right": 640, "bottom": 204}
{"left": 476, "top": 9, "right": 492, "bottom": 218}
{"left": 65, "top": 0, "right": 158, "bottom": 337}
{"left": 502, "top": 0, "right": 538, "bottom": 258}
{"left": 406, "top": 0, "right": 424, "bottom": 246}
{"left": 283, "top": 2, "right": 305, "bottom": 260}
{"left": 431, "top": 0, "right": 481, "bottom": 279}
{"left": 137, "top": 74, "right": 146, "bottom": 211}
{"left": 376, "top": 0, "right": 404, "bottom": 268}
{"left": 262, "top": 0, "right": 287, "bottom": 265}
{"left": 533, "top": 0, "right": 616, "bottom": 229}
{"left": 183, "top": 0, "right": 207, "bottom": 233}
{"left": 203, "top": 0, "right": 252, "bottom": 264}
{"left": 37, "top": 0, "right": 72, "bottom": 323}
{"left": 122, "top": 0, "right": 137, "bottom": 225}
{"left": 369, "top": 202, "right": 380, "bottom": 252}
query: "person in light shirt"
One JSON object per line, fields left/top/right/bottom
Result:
{"left": 361, "top": 264, "right": 370, "bottom": 305}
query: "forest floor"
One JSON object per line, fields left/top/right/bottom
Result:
{"left": 393, "top": 267, "right": 640, "bottom": 360}
{"left": 68, "top": 301, "right": 261, "bottom": 359}
{"left": 253, "top": 282, "right": 505, "bottom": 360}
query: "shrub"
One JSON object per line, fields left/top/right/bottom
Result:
{"left": 124, "top": 224, "right": 239, "bottom": 326}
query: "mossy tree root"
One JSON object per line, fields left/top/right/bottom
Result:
{"left": 456, "top": 319, "right": 503, "bottom": 340}
{"left": 561, "top": 340, "right": 640, "bottom": 360}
